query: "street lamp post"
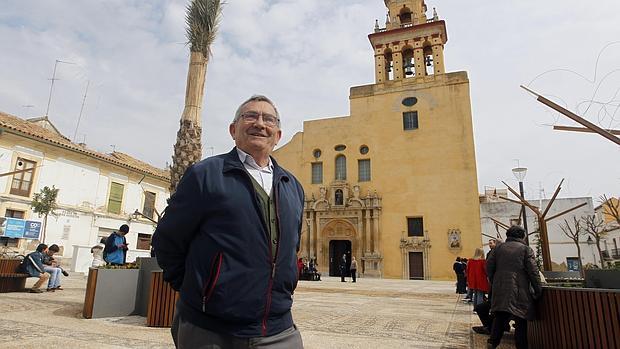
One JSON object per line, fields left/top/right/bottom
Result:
{"left": 512, "top": 167, "right": 529, "bottom": 245}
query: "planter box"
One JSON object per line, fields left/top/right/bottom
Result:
{"left": 146, "top": 270, "right": 179, "bottom": 327}
{"left": 528, "top": 286, "right": 620, "bottom": 348}
{"left": 82, "top": 268, "right": 140, "bottom": 319}
{"left": 134, "top": 257, "right": 162, "bottom": 316}
{"left": 585, "top": 269, "right": 620, "bottom": 289}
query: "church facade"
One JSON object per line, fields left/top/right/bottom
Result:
{"left": 274, "top": 0, "right": 481, "bottom": 280}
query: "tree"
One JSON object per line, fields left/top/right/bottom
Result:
{"left": 31, "top": 186, "right": 59, "bottom": 243}
{"left": 559, "top": 217, "right": 585, "bottom": 276}
{"left": 500, "top": 178, "right": 587, "bottom": 271}
{"left": 169, "top": 0, "right": 223, "bottom": 193}
{"left": 600, "top": 195, "right": 620, "bottom": 226}
{"left": 582, "top": 215, "right": 608, "bottom": 268}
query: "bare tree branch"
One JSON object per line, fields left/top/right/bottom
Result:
{"left": 559, "top": 217, "right": 585, "bottom": 276}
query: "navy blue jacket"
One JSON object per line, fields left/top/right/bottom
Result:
{"left": 22, "top": 251, "right": 46, "bottom": 277}
{"left": 152, "top": 148, "right": 304, "bottom": 337}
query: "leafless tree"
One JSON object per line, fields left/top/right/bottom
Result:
{"left": 582, "top": 215, "right": 608, "bottom": 268}
{"left": 559, "top": 217, "right": 585, "bottom": 276}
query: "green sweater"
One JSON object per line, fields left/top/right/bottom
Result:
{"left": 249, "top": 176, "right": 279, "bottom": 259}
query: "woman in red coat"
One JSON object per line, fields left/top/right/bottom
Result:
{"left": 467, "top": 248, "right": 490, "bottom": 307}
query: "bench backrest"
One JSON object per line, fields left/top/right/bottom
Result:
{"left": 0, "top": 259, "right": 24, "bottom": 274}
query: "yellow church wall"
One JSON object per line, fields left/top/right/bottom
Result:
{"left": 274, "top": 71, "right": 481, "bottom": 280}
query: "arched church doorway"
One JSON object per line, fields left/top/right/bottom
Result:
{"left": 329, "top": 240, "right": 351, "bottom": 276}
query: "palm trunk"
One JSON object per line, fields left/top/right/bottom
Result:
{"left": 170, "top": 51, "right": 208, "bottom": 193}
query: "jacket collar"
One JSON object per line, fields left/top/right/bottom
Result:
{"left": 223, "top": 147, "right": 290, "bottom": 182}
{"left": 506, "top": 237, "right": 526, "bottom": 244}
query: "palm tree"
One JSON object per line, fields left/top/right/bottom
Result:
{"left": 170, "top": 0, "right": 223, "bottom": 193}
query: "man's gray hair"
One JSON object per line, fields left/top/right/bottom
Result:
{"left": 232, "top": 95, "right": 281, "bottom": 125}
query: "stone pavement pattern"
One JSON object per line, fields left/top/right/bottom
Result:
{"left": 0, "top": 275, "right": 515, "bottom": 348}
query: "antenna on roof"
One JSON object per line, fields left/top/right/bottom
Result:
{"left": 73, "top": 80, "right": 90, "bottom": 142}
{"left": 44, "top": 59, "right": 75, "bottom": 119}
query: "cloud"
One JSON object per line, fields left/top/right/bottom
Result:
{"left": 0, "top": 0, "right": 618, "bottom": 200}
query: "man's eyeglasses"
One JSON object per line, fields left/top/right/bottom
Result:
{"left": 239, "top": 111, "right": 280, "bottom": 127}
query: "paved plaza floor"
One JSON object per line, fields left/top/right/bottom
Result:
{"left": 0, "top": 274, "right": 515, "bottom": 348}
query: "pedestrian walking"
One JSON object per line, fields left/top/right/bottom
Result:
{"left": 340, "top": 254, "right": 347, "bottom": 282}
{"left": 487, "top": 226, "right": 542, "bottom": 349}
{"left": 466, "top": 248, "right": 489, "bottom": 307}
{"left": 350, "top": 257, "right": 358, "bottom": 283}
{"left": 453, "top": 257, "right": 466, "bottom": 294}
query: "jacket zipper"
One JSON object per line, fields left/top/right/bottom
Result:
{"left": 202, "top": 252, "right": 223, "bottom": 312}
{"left": 261, "top": 179, "right": 282, "bottom": 336}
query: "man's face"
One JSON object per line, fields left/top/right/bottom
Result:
{"left": 489, "top": 239, "right": 496, "bottom": 249}
{"left": 229, "top": 101, "right": 281, "bottom": 157}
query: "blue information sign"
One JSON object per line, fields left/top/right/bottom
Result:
{"left": 0, "top": 217, "right": 42, "bottom": 239}
{"left": 4, "top": 218, "right": 26, "bottom": 238}
{"left": 23, "top": 220, "right": 42, "bottom": 239}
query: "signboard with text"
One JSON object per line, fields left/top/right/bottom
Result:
{"left": 0, "top": 217, "right": 42, "bottom": 240}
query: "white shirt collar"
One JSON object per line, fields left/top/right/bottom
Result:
{"left": 236, "top": 148, "right": 273, "bottom": 172}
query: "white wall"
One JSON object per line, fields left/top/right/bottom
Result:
{"left": 0, "top": 141, "right": 169, "bottom": 265}
{"left": 480, "top": 196, "right": 598, "bottom": 268}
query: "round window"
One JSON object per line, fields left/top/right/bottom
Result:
{"left": 402, "top": 97, "right": 418, "bottom": 107}
{"left": 360, "top": 145, "right": 369, "bottom": 154}
{"left": 334, "top": 144, "right": 346, "bottom": 151}
{"left": 313, "top": 149, "right": 322, "bottom": 158}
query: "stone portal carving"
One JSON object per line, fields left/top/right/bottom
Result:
{"left": 303, "top": 181, "right": 383, "bottom": 277}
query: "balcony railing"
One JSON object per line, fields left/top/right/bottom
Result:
{"left": 602, "top": 249, "right": 620, "bottom": 260}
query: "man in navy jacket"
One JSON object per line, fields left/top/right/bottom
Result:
{"left": 21, "top": 243, "right": 50, "bottom": 293}
{"left": 153, "top": 95, "right": 304, "bottom": 348}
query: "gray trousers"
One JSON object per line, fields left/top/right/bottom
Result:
{"left": 171, "top": 309, "right": 303, "bottom": 349}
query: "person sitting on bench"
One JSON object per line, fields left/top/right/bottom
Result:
{"left": 21, "top": 243, "right": 50, "bottom": 293}
{"left": 42, "top": 244, "right": 64, "bottom": 291}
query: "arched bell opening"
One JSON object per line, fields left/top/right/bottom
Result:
{"left": 402, "top": 47, "right": 415, "bottom": 78}
{"left": 398, "top": 6, "right": 412, "bottom": 26}
{"left": 384, "top": 49, "right": 394, "bottom": 81}
{"left": 423, "top": 43, "right": 434, "bottom": 76}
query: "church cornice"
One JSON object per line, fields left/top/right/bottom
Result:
{"left": 369, "top": 20, "right": 447, "bottom": 44}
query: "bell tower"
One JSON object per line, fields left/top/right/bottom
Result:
{"left": 370, "top": 0, "right": 447, "bottom": 84}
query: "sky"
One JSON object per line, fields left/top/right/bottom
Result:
{"left": 1, "top": 0, "right": 619, "bottom": 202}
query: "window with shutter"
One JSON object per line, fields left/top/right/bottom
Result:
{"left": 107, "top": 182, "right": 124, "bottom": 214}
{"left": 10, "top": 158, "right": 36, "bottom": 197}
{"left": 143, "top": 191, "right": 156, "bottom": 219}
{"left": 136, "top": 233, "right": 152, "bottom": 250}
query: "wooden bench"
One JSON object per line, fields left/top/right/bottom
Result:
{"left": 146, "top": 271, "right": 179, "bottom": 327}
{"left": 0, "top": 258, "right": 29, "bottom": 293}
{"left": 528, "top": 286, "right": 620, "bottom": 349}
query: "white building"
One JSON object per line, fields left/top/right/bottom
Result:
{"left": 0, "top": 112, "right": 170, "bottom": 270}
{"left": 595, "top": 198, "right": 620, "bottom": 266}
{"left": 480, "top": 189, "right": 600, "bottom": 271}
